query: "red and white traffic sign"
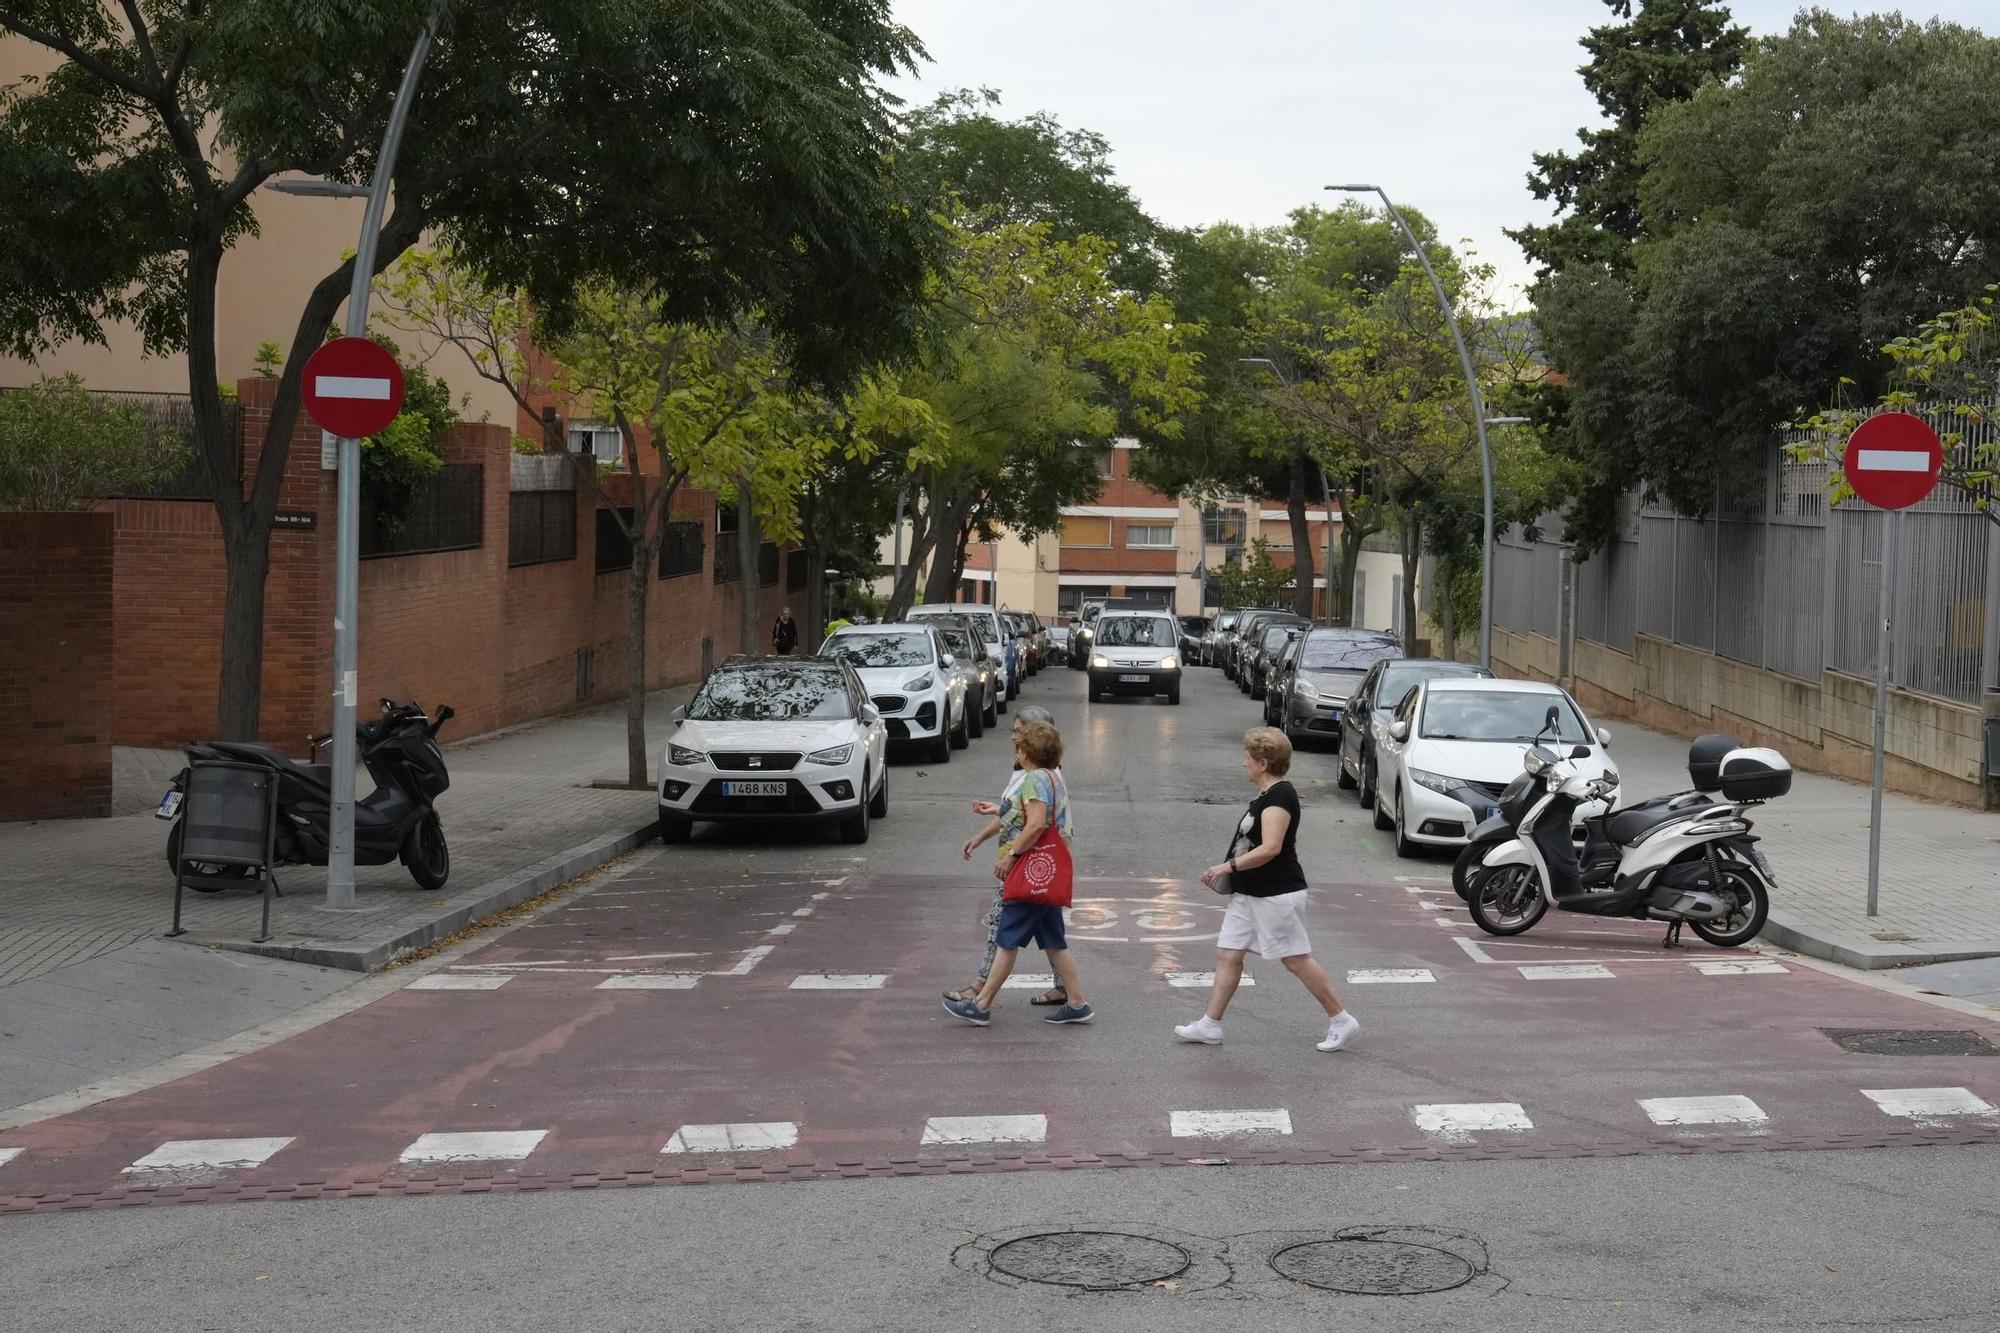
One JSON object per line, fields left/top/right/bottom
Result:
{"left": 301, "top": 337, "right": 405, "bottom": 439}
{"left": 1842, "top": 411, "right": 1943, "bottom": 511}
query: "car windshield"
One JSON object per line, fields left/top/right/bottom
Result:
{"left": 1377, "top": 662, "right": 1488, "bottom": 705}
{"left": 1096, "top": 616, "right": 1175, "bottom": 646}
{"left": 1420, "top": 690, "right": 1591, "bottom": 743}
{"left": 1179, "top": 616, "right": 1210, "bottom": 633}
{"left": 688, "top": 665, "right": 855, "bottom": 722}
{"left": 825, "top": 632, "right": 931, "bottom": 667}
{"left": 1303, "top": 634, "right": 1401, "bottom": 671}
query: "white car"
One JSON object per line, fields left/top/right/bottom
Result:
{"left": 821, "top": 623, "right": 969, "bottom": 763}
{"left": 1372, "top": 677, "right": 1620, "bottom": 858}
{"left": 910, "top": 604, "right": 1014, "bottom": 702}
{"left": 658, "top": 656, "right": 888, "bottom": 845}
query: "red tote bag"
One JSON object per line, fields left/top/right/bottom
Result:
{"left": 1002, "top": 828, "right": 1074, "bottom": 908}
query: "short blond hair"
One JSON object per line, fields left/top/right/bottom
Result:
{"left": 1016, "top": 720, "right": 1064, "bottom": 769}
{"left": 1243, "top": 726, "right": 1292, "bottom": 777}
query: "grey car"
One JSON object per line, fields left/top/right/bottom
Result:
{"left": 921, "top": 615, "right": 1002, "bottom": 729}
{"left": 1270, "top": 627, "right": 1403, "bottom": 745}
{"left": 1338, "top": 657, "right": 1495, "bottom": 805}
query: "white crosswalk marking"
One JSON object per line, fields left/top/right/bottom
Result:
{"left": 1691, "top": 959, "right": 1789, "bottom": 976}
{"left": 789, "top": 974, "right": 887, "bottom": 990}
{"left": 921, "top": 1115, "right": 1048, "bottom": 1146}
{"left": 596, "top": 974, "right": 701, "bottom": 990}
{"left": 1862, "top": 1087, "right": 1997, "bottom": 1119}
{"left": 1639, "top": 1095, "right": 1768, "bottom": 1127}
{"left": 407, "top": 974, "right": 512, "bottom": 991}
{"left": 125, "top": 1137, "right": 294, "bottom": 1173}
{"left": 1170, "top": 1109, "right": 1292, "bottom": 1138}
{"left": 1519, "top": 963, "right": 1614, "bottom": 980}
{"left": 1165, "top": 971, "right": 1253, "bottom": 988}
{"left": 399, "top": 1130, "right": 547, "bottom": 1164}
{"left": 1347, "top": 969, "right": 1436, "bottom": 984}
{"left": 664, "top": 1122, "right": 799, "bottom": 1153}
{"left": 1413, "top": 1103, "right": 1533, "bottom": 1143}
{"left": 0, "top": 1147, "right": 21, "bottom": 1169}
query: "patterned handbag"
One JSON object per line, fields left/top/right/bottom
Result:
{"left": 1002, "top": 827, "right": 1074, "bottom": 907}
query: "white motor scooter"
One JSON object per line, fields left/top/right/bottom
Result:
{"left": 1465, "top": 737, "right": 1789, "bottom": 947}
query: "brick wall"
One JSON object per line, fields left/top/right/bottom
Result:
{"left": 0, "top": 512, "right": 114, "bottom": 820}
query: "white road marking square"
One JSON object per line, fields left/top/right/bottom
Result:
{"left": 1413, "top": 1103, "right": 1533, "bottom": 1142}
{"left": 1691, "top": 959, "right": 1789, "bottom": 976}
{"left": 1166, "top": 971, "right": 1253, "bottom": 988}
{"left": 407, "top": 974, "right": 512, "bottom": 991}
{"left": 399, "top": 1130, "right": 547, "bottom": 1164}
{"left": 664, "top": 1122, "right": 799, "bottom": 1153}
{"left": 1347, "top": 969, "right": 1436, "bottom": 984}
{"left": 125, "top": 1137, "right": 294, "bottom": 1173}
{"left": 1862, "top": 1087, "right": 1997, "bottom": 1119}
{"left": 1170, "top": 1109, "right": 1292, "bottom": 1138}
{"left": 1002, "top": 973, "right": 1055, "bottom": 990}
{"left": 0, "top": 1147, "right": 20, "bottom": 1169}
{"left": 921, "top": 1115, "right": 1048, "bottom": 1146}
{"left": 789, "top": 974, "right": 887, "bottom": 990}
{"left": 1518, "top": 964, "right": 1614, "bottom": 980}
{"left": 1639, "top": 1095, "right": 1768, "bottom": 1127}
{"left": 596, "top": 974, "right": 702, "bottom": 990}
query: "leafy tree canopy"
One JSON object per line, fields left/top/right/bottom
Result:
{"left": 0, "top": 374, "right": 186, "bottom": 509}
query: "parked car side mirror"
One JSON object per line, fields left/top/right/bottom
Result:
{"left": 1596, "top": 726, "right": 1612, "bottom": 748}
{"left": 1390, "top": 720, "right": 1411, "bottom": 743}
{"left": 1570, "top": 745, "right": 1592, "bottom": 760}
{"left": 941, "top": 653, "right": 957, "bottom": 668}
{"left": 861, "top": 705, "right": 881, "bottom": 724}
{"left": 671, "top": 705, "right": 686, "bottom": 722}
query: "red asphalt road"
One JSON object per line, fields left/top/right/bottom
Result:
{"left": 5, "top": 863, "right": 1999, "bottom": 1210}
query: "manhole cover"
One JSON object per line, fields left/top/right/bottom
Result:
{"left": 989, "top": 1232, "right": 1191, "bottom": 1290}
{"left": 1822, "top": 1028, "right": 2000, "bottom": 1057}
{"left": 1270, "top": 1239, "right": 1477, "bottom": 1295}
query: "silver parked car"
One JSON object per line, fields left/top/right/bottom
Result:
{"left": 1270, "top": 626, "right": 1402, "bottom": 743}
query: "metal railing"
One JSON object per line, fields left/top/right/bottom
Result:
{"left": 361, "top": 462, "right": 483, "bottom": 559}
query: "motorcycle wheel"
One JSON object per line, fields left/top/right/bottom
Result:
{"left": 1468, "top": 864, "right": 1547, "bottom": 936}
{"left": 402, "top": 815, "right": 450, "bottom": 891}
{"left": 1452, "top": 843, "right": 1486, "bottom": 901}
{"left": 165, "top": 819, "right": 257, "bottom": 890}
{"left": 1688, "top": 862, "right": 1770, "bottom": 947}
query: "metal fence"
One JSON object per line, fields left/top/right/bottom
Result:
{"left": 757, "top": 540, "right": 780, "bottom": 588}
{"left": 507, "top": 456, "right": 577, "bottom": 568}
{"left": 595, "top": 505, "right": 634, "bottom": 573}
{"left": 361, "top": 463, "right": 484, "bottom": 560}
{"left": 658, "top": 519, "right": 703, "bottom": 579}
{"left": 1491, "top": 412, "right": 1999, "bottom": 705}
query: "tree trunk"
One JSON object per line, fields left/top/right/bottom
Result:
{"left": 736, "top": 476, "right": 761, "bottom": 654}
{"left": 217, "top": 527, "right": 271, "bottom": 739}
{"left": 1400, "top": 509, "right": 1423, "bottom": 654}
{"left": 921, "top": 491, "right": 973, "bottom": 605}
{"left": 625, "top": 559, "right": 649, "bottom": 788}
{"left": 1287, "top": 452, "right": 1315, "bottom": 618}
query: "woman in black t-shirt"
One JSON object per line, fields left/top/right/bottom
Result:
{"left": 1173, "top": 727, "right": 1358, "bottom": 1052}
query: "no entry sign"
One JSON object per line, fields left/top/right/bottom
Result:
{"left": 301, "top": 337, "right": 405, "bottom": 439}
{"left": 1842, "top": 412, "right": 1943, "bottom": 511}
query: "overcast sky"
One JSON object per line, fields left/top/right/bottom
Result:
{"left": 885, "top": 1, "right": 2000, "bottom": 303}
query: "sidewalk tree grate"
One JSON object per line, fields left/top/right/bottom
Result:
{"left": 988, "top": 1231, "right": 1190, "bottom": 1290}
{"left": 1270, "top": 1238, "right": 1477, "bottom": 1295}
{"left": 1821, "top": 1028, "right": 2000, "bottom": 1057}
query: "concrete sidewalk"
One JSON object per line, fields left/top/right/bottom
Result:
{"left": 1600, "top": 719, "right": 2000, "bottom": 969}
{"left": 0, "top": 689, "right": 689, "bottom": 982}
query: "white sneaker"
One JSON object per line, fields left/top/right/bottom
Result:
{"left": 1174, "top": 1016, "right": 1224, "bottom": 1045}
{"left": 1317, "top": 1012, "right": 1359, "bottom": 1052}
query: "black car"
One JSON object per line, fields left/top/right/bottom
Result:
{"left": 1338, "top": 657, "right": 1495, "bottom": 808}
{"left": 1224, "top": 609, "right": 1290, "bottom": 681}
{"left": 1177, "top": 615, "right": 1211, "bottom": 661}
{"left": 1239, "top": 616, "right": 1309, "bottom": 698}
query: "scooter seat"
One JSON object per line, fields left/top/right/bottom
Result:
{"left": 202, "top": 741, "right": 333, "bottom": 793}
{"left": 1602, "top": 792, "right": 1708, "bottom": 846}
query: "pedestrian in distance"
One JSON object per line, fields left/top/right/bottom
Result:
{"left": 945, "top": 720, "right": 1093, "bottom": 1027}
{"left": 1175, "top": 726, "right": 1358, "bottom": 1052}
{"left": 772, "top": 606, "right": 799, "bottom": 655}
{"left": 946, "top": 706, "right": 1073, "bottom": 1008}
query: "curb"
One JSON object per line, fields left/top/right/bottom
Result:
{"left": 207, "top": 820, "right": 660, "bottom": 972}
{"left": 1762, "top": 907, "right": 2000, "bottom": 971}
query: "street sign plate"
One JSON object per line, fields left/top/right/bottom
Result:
{"left": 301, "top": 337, "right": 404, "bottom": 439}
{"left": 1842, "top": 412, "right": 1942, "bottom": 511}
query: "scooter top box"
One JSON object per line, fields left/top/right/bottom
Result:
{"left": 1687, "top": 734, "right": 1742, "bottom": 792}
{"left": 1718, "top": 747, "right": 1792, "bottom": 802}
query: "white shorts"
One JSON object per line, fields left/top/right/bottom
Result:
{"left": 1217, "top": 890, "right": 1312, "bottom": 959}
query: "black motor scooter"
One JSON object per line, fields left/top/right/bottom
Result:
{"left": 158, "top": 699, "right": 455, "bottom": 891}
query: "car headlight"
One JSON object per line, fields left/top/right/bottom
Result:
{"left": 805, "top": 743, "right": 854, "bottom": 766}
{"left": 1159, "top": 655, "right": 1177, "bottom": 670}
{"left": 1408, "top": 767, "right": 1457, "bottom": 795}
{"left": 668, "top": 744, "right": 707, "bottom": 767}
{"left": 1293, "top": 679, "right": 1319, "bottom": 698}
{"left": 903, "top": 674, "right": 934, "bottom": 692}
{"left": 1091, "top": 654, "right": 1110, "bottom": 668}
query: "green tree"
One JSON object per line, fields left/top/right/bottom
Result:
{"left": 1213, "top": 538, "right": 1292, "bottom": 610}
{"left": 0, "top": 1, "right": 931, "bottom": 738}
{"left": 0, "top": 374, "right": 186, "bottom": 509}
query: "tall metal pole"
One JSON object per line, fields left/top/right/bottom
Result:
{"left": 892, "top": 487, "right": 906, "bottom": 591}
{"left": 1866, "top": 510, "right": 1897, "bottom": 918}
{"left": 327, "top": 5, "right": 445, "bottom": 909}
{"left": 1320, "top": 466, "right": 1337, "bottom": 626}
{"left": 1327, "top": 186, "right": 1495, "bottom": 669}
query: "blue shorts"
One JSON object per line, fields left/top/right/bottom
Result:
{"left": 994, "top": 901, "right": 1067, "bottom": 951}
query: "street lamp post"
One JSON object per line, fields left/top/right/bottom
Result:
{"left": 1325, "top": 184, "right": 1500, "bottom": 669}
{"left": 307, "top": 4, "right": 446, "bottom": 909}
